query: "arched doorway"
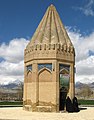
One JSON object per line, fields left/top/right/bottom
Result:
{"left": 59, "top": 68, "right": 70, "bottom": 111}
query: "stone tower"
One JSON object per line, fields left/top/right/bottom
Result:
{"left": 23, "top": 4, "right": 75, "bottom": 112}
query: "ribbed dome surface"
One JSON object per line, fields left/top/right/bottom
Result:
{"left": 27, "top": 4, "right": 73, "bottom": 47}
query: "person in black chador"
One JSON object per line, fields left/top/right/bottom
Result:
{"left": 73, "top": 97, "right": 80, "bottom": 112}
{"left": 66, "top": 96, "right": 74, "bottom": 112}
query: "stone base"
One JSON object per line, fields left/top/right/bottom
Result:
{"left": 23, "top": 105, "right": 57, "bottom": 112}
{"left": 23, "top": 100, "right": 58, "bottom": 112}
{"left": 23, "top": 105, "right": 58, "bottom": 112}
{"left": 37, "top": 106, "right": 52, "bottom": 112}
{"left": 23, "top": 105, "right": 32, "bottom": 111}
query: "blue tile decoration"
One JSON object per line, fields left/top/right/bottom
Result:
{"left": 59, "top": 64, "right": 70, "bottom": 72}
{"left": 38, "top": 63, "right": 52, "bottom": 71}
{"left": 27, "top": 65, "right": 32, "bottom": 71}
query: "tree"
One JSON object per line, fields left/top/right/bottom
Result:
{"left": 16, "top": 82, "right": 23, "bottom": 101}
{"left": 78, "top": 85, "right": 93, "bottom": 99}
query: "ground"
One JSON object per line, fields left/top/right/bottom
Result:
{"left": 0, "top": 107, "right": 93, "bottom": 120}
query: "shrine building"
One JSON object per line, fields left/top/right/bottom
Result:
{"left": 23, "top": 4, "right": 75, "bottom": 112}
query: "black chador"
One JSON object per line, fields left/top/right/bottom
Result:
{"left": 73, "top": 97, "right": 80, "bottom": 112}
{"left": 66, "top": 96, "right": 74, "bottom": 112}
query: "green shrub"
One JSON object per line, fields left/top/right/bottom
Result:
{"left": 78, "top": 100, "right": 94, "bottom": 105}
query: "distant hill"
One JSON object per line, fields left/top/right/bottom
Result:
{"left": 1, "top": 83, "right": 18, "bottom": 89}
{"left": 75, "top": 81, "right": 94, "bottom": 90}
{"left": 75, "top": 82, "right": 87, "bottom": 89}
{"left": 89, "top": 82, "right": 94, "bottom": 89}
{"left": 75, "top": 81, "right": 94, "bottom": 99}
{"left": 0, "top": 80, "right": 23, "bottom": 101}
{"left": 0, "top": 80, "right": 23, "bottom": 94}
{"left": 0, "top": 80, "right": 23, "bottom": 89}
{"left": 0, "top": 80, "right": 94, "bottom": 94}
{"left": 0, "top": 80, "right": 94, "bottom": 90}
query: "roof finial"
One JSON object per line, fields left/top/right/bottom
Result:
{"left": 50, "top": 4, "right": 55, "bottom": 8}
{"left": 50, "top": 4, "right": 54, "bottom": 7}
{"left": 49, "top": 4, "right": 55, "bottom": 10}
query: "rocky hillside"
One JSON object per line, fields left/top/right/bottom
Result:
{"left": 75, "top": 82, "right": 94, "bottom": 99}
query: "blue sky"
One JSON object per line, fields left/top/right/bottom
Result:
{"left": 0, "top": 0, "right": 94, "bottom": 84}
{"left": 0, "top": 0, "right": 94, "bottom": 43}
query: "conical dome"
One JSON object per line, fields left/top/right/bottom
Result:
{"left": 27, "top": 4, "right": 73, "bottom": 48}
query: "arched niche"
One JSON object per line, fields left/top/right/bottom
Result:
{"left": 27, "top": 70, "right": 32, "bottom": 82}
{"left": 38, "top": 68, "right": 52, "bottom": 82}
{"left": 38, "top": 68, "right": 52, "bottom": 104}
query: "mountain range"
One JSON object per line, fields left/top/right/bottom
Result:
{"left": 75, "top": 81, "right": 94, "bottom": 90}
{"left": 0, "top": 80, "right": 94, "bottom": 90}
{"left": 0, "top": 80, "right": 23, "bottom": 93}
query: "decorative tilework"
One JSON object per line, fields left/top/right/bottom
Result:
{"left": 27, "top": 65, "right": 32, "bottom": 71}
{"left": 59, "top": 64, "right": 70, "bottom": 72}
{"left": 38, "top": 63, "right": 52, "bottom": 71}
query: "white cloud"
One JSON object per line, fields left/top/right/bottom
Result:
{"left": 0, "top": 28, "right": 94, "bottom": 84}
{"left": 76, "top": 56, "right": 94, "bottom": 75}
{"left": 73, "top": 0, "right": 94, "bottom": 16}
{"left": 0, "top": 60, "right": 24, "bottom": 76}
{"left": 68, "top": 28, "right": 94, "bottom": 62}
{"left": 0, "top": 38, "right": 29, "bottom": 63}
{"left": 67, "top": 27, "right": 94, "bottom": 83}
{"left": 0, "top": 74, "right": 24, "bottom": 85}
{"left": 0, "top": 38, "right": 29, "bottom": 84}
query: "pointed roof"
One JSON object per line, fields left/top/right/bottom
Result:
{"left": 27, "top": 4, "right": 73, "bottom": 47}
